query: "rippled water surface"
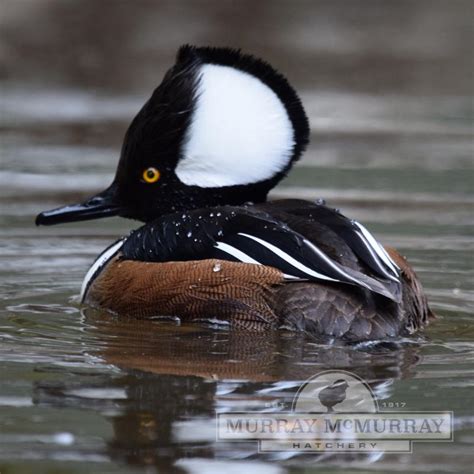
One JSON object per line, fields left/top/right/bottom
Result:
{"left": 1, "top": 2, "right": 473, "bottom": 473}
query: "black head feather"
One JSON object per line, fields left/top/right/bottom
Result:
{"left": 113, "top": 45, "right": 310, "bottom": 221}
{"left": 36, "top": 46, "right": 310, "bottom": 225}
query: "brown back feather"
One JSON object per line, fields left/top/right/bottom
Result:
{"left": 86, "top": 256, "right": 284, "bottom": 330}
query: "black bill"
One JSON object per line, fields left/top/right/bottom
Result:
{"left": 35, "top": 184, "right": 121, "bottom": 226}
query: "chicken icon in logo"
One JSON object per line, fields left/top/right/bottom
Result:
{"left": 292, "top": 370, "right": 378, "bottom": 414}
{"left": 317, "top": 379, "right": 349, "bottom": 413}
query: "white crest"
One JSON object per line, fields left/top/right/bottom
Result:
{"left": 176, "top": 64, "right": 295, "bottom": 188}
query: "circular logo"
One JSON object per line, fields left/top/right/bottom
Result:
{"left": 292, "top": 370, "right": 378, "bottom": 413}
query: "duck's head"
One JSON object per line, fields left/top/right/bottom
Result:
{"left": 36, "top": 45, "right": 309, "bottom": 225}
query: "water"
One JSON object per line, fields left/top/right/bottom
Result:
{"left": 1, "top": 1, "right": 473, "bottom": 473}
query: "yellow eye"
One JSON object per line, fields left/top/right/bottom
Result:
{"left": 142, "top": 167, "right": 160, "bottom": 183}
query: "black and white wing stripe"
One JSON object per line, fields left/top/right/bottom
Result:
{"left": 210, "top": 215, "right": 402, "bottom": 302}
{"left": 121, "top": 206, "right": 402, "bottom": 302}
{"left": 215, "top": 236, "right": 338, "bottom": 282}
{"left": 351, "top": 220, "right": 400, "bottom": 277}
{"left": 261, "top": 201, "right": 400, "bottom": 282}
{"left": 213, "top": 233, "right": 401, "bottom": 302}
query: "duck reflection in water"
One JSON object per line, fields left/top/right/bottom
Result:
{"left": 32, "top": 308, "right": 424, "bottom": 470}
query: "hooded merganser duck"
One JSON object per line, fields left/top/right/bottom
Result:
{"left": 36, "top": 45, "right": 434, "bottom": 341}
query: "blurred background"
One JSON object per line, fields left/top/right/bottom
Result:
{"left": 0, "top": 1, "right": 473, "bottom": 474}
{"left": 2, "top": 0, "right": 473, "bottom": 93}
{"left": 1, "top": 0, "right": 472, "bottom": 206}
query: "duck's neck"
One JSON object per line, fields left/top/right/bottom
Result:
{"left": 123, "top": 183, "right": 270, "bottom": 223}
